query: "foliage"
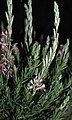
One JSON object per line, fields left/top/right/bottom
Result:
{"left": 0, "top": 0, "right": 72, "bottom": 120}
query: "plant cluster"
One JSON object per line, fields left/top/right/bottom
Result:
{"left": 0, "top": 31, "right": 19, "bottom": 77}
{"left": 0, "top": 0, "right": 72, "bottom": 120}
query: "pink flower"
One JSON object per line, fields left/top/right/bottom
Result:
{"left": 0, "top": 55, "right": 7, "bottom": 64}
{"left": 0, "top": 64, "right": 7, "bottom": 74}
{"left": 7, "top": 67, "right": 13, "bottom": 76}
{"left": 1, "top": 43, "right": 8, "bottom": 54}
{"left": 0, "top": 35, "right": 6, "bottom": 43}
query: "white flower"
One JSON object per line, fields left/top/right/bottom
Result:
{"left": 28, "top": 74, "right": 46, "bottom": 95}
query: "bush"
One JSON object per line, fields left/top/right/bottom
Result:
{"left": 0, "top": 0, "right": 72, "bottom": 120}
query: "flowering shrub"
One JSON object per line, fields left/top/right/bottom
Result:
{"left": 0, "top": 31, "right": 19, "bottom": 78}
{"left": 0, "top": 1, "right": 72, "bottom": 120}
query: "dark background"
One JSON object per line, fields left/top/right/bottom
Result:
{"left": 0, "top": 0, "right": 72, "bottom": 45}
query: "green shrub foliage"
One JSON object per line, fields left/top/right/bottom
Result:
{"left": 0, "top": 0, "right": 72, "bottom": 120}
